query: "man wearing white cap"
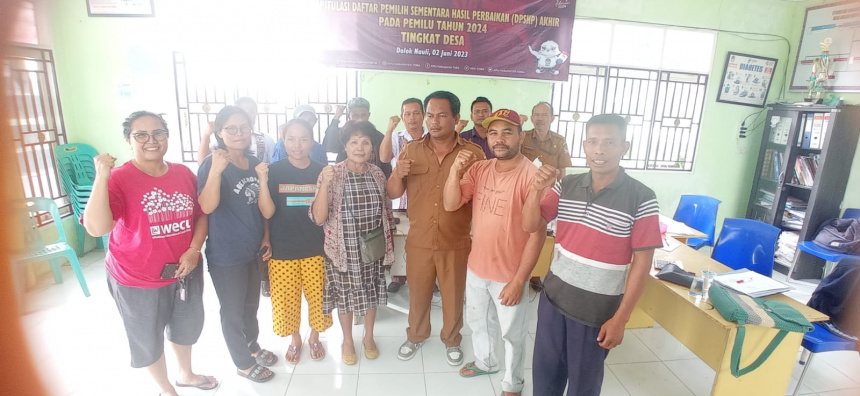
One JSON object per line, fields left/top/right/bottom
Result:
{"left": 442, "top": 109, "right": 545, "bottom": 396}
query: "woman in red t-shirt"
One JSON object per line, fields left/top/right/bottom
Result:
{"left": 83, "top": 111, "right": 217, "bottom": 396}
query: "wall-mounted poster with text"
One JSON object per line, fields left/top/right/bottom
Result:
{"left": 717, "top": 52, "right": 778, "bottom": 108}
{"left": 316, "top": 0, "right": 577, "bottom": 81}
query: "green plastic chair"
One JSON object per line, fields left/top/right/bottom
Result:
{"left": 54, "top": 143, "right": 108, "bottom": 254}
{"left": 13, "top": 197, "right": 91, "bottom": 298}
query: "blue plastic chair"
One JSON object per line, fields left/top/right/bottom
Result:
{"left": 13, "top": 198, "right": 91, "bottom": 300}
{"left": 673, "top": 195, "right": 721, "bottom": 249}
{"left": 711, "top": 218, "right": 781, "bottom": 277}
{"left": 794, "top": 208, "right": 860, "bottom": 279}
{"left": 791, "top": 323, "right": 857, "bottom": 396}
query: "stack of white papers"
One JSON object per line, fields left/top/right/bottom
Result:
{"left": 714, "top": 268, "right": 792, "bottom": 298}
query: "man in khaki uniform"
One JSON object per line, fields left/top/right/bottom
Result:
{"left": 387, "top": 91, "right": 486, "bottom": 366}
{"left": 521, "top": 102, "right": 572, "bottom": 171}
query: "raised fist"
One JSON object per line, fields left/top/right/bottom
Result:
{"left": 394, "top": 159, "right": 412, "bottom": 179}
{"left": 210, "top": 149, "right": 230, "bottom": 175}
{"left": 532, "top": 165, "right": 560, "bottom": 192}
{"left": 320, "top": 165, "right": 335, "bottom": 186}
{"left": 255, "top": 162, "right": 268, "bottom": 181}
{"left": 452, "top": 150, "right": 475, "bottom": 172}
{"left": 388, "top": 115, "right": 401, "bottom": 132}
{"left": 94, "top": 153, "right": 117, "bottom": 179}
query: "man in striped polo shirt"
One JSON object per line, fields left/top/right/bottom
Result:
{"left": 522, "top": 114, "right": 662, "bottom": 395}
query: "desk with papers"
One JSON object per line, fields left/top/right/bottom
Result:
{"left": 633, "top": 243, "right": 826, "bottom": 396}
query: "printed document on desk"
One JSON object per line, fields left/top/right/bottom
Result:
{"left": 714, "top": 268, "right": 792, "bottom": 298}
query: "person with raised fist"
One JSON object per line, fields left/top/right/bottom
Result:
{"left": 387, "top": 91, "right": 485, "bottom": 366}
{"left": 311, "top": 121, "right": 395, "bottom": 365}
{"left": 523, "top": 114, "right": 662, "bottom": 396}
{"left": 443, "top": 109, "right": 545, "bottom": 396}
{"left": 83, "top": 111, "right": 216, "bottom": 396}
{"left": 198, "top": 106, "right": 278, "bottom": 383}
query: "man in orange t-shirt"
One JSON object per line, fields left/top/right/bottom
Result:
{"left": 442, "top": 109, "right": 547, "bottom": 396}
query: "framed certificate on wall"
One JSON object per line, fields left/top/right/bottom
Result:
{"left": 716, "top": 52, "right": 778, "bottom": 108}
{"left": 87, "top": 0, "right": 154, "bottom": 17}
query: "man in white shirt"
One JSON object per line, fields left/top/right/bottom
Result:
{"left": 379, "top": 98, "right": 428, "bottom": 293}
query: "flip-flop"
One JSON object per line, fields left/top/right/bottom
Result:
{"left": 309, "top": 341, "right": 326, "bottom": 361}
{"left": 175, "top": 375, "right": 218, "bottom": 390}
{"left": 459, "top": 361, "right": 499, "bottom": 378}
{"left": 254, "top": 348, "right": 278, "bottom": 366}
{"left": 237, "top": 364, "right": 275, "bottom": 383}
{"left": 286, "top": 344, "right": 302, "bottom": 364}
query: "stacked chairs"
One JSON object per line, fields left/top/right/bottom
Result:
{"left": 54, "top": 143, "right": 108, "bottom": 255}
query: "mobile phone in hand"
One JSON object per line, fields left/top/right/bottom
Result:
{"left": 160, "top": 263, "right": 180, "bottom": 279}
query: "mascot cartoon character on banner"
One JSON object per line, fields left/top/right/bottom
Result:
{"left": 529, "top": 40, "right": 569, "bottom": 75}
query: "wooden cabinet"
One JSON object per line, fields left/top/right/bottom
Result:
{"left": 746, "top": 104, "right": 860, "bottom": 280}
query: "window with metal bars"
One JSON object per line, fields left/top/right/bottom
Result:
{"left": 550, "top": 64, "right": 707, "bottom": 171}
{"left": 4, "top": 46, "right": 70, "bottom": 223}
{"left": 173, "top": 52, "right": 360, "bottom": 164}
{"left": 552, "top": 20, "right": 714, "bottom": 171}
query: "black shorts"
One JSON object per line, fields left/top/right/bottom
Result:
{"left": 107, "top": 265, "right": 205, "bottom": 368}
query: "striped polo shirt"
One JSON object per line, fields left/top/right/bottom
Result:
{"left": 539, "top": 168, "right": 662, "bottom": 327}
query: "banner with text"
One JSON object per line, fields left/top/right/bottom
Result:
{"left": 316, "top": 0, "right": 577, "bottom": 81}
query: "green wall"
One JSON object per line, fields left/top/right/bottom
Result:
{"left": 46, "top": 0, "right": 858, "bottom": 248}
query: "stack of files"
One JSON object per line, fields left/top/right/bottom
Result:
{"left": 791, "top": 155, "right": 819, "bottom": 186}
{"left": 775, "top": 231, "right": 799, "bottom": 267}
{"left": 798, "top": 113, "right": 831, "bottom": 149}
{"left": 782, "top": 207, "right": 806, "bottom": 230}
{"left": 714, "top": 268, "right": 792, "bottom": 297}
{"left": 756, "top": 189, "right": 775, "bottom": 208}
{"left": 785, "top": 197, "right": 808, "bottom": 210}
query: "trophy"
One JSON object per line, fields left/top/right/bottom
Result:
{"left": 806, "top": 38, "right": 833, "bottom": 103}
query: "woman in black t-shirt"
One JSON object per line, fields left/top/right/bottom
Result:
{"left": 258, "top": 119, "right": 332, "bottom": 363}
{"left": 198, "top": 106, "right": 277, "bottom": 383}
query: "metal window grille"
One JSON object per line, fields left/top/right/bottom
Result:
{"left": 173, "top": 52, "right": 359, "bottom": 164}
{"left": 551, "top": 64, "right": 707, "bottom": 171}
{"left": 4, "top": 46, "right": 69, "bottom": 223}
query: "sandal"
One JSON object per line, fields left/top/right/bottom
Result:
{"left": 459, "top": 361, "right": 499, "bottom": 378}
{"left": 175, "top": 375, "right": 218, "bottom": 390}
{"left": 254, "top": 348, "right": 278, "bottom": 366}
{"left": 309, "top": 341, "right": 326, "bottom": 361}
{"left": 237, "top": 364, "right": 275, "bottom": 383}
{"left": 286, "top": 344, "right": 302, "bottom": 364}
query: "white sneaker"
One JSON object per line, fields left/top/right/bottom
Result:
{"left": 446, "top": 346, "right": 463, "bottom": 366}
{"left": 398, "top": 340, "right": 423, "bottom": 361}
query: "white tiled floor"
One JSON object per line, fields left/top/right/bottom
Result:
{"left": 16, "top": 252, "right": 860, "bottom": 396}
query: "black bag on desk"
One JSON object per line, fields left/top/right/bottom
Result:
{"left": 812, "top": 218, "right": 860, "bottom": 254}
{"left": 709, "top": 285, "right": 813, "bottom": 377}
{"left": 654, "top": 263, "right": 696, "bottom": 288}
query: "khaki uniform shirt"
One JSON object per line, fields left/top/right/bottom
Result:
{"left": 397, "top": 134, "right": 486, "bottom": 250}
{"left": 521, "top": 129, "right": 572, "bottom": 169}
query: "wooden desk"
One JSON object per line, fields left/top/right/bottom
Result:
{"left": 633, "top": 243, "right": 826, "bottom": 396}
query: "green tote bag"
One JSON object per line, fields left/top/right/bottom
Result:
{"left": 709, "top": 284, "right": 814, "bottom": 377}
